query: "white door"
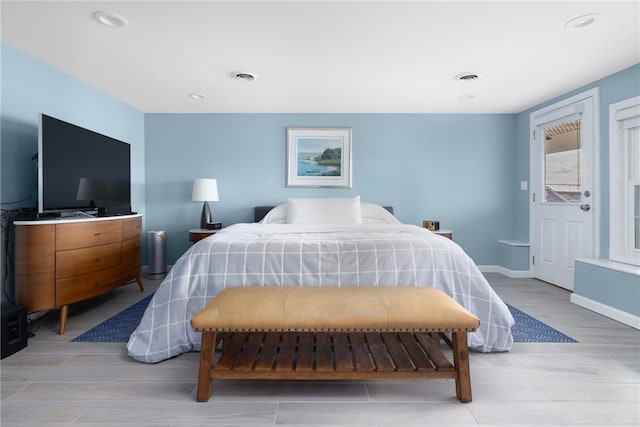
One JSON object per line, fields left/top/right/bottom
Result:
{"left": 530, "top": 89, "right": 599, "bottom": 290}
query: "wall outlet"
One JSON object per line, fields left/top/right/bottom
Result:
{"left": 520, "top": 181, "right": 528, "bottom": 191}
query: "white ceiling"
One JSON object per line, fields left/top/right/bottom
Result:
{"left": 2, "top": 1, "right": 639, "bottom": 114}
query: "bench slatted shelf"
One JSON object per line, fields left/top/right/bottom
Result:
{"left": 212, "top": 331, "right": 458, "bottom": 377}
{"left": 191, "top": 286, "right": 479, "bottom": 403}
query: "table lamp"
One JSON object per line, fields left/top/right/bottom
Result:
{"left": 192, "top": 178, "right": 220, "bottom": 229}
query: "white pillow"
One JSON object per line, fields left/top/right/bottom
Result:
{"left": 360, "top": 202, "right": 401, "bottom": 224}
{"left": 259, "top": 204, "right": 287, "bottom": 224}
{"left": 260, "top": 200, "right": 399, "bottom": 225}
{"left": 287, "top": 196, "right": 362, "bottom": 224}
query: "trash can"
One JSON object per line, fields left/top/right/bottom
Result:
{"left": 147, "top": 231, "right": 168, "bottom": 279}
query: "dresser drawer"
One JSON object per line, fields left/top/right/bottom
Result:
{"left": 14, "top": 224, "right": 56, "bottom": 312}
{"left": 56, "top": 221, "right": 121, "bottom": 251}
{"left": 56, "top": 264, "right": 123, "bottom": 305}
{"left": 122, "top": 237, "right": 142, "bottom": 277}
{"left": 56, "top": 242, "right": 122, "bottom": 279}
{"left": 122, "top": 216, "right": 142, "bottom": 240}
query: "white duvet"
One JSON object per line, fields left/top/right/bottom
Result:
{"left": 127, "top": 223, "right": 514, "bottom": 363}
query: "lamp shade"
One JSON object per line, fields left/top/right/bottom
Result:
{"left": 192, "top": 178, "right": 219, "bottom": 202}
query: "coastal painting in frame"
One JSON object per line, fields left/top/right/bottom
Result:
{"left": 286, "top": 127, "right": 352, "bottom": 188}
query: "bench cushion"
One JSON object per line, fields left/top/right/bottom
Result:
{"left": 191, "top": 286, "right": 479, "bottom": 333}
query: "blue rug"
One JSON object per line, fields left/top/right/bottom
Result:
{"left": 72, "top": 294, "right": 154, "bottom": 343}
{"left": 72, "top": 295, "right": 577, "bottom": 344}
{"left": 507, "top": 304, "right": 577, "bottom": 343}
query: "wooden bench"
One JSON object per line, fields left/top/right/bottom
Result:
{"left": 190, "top": 286, "right": 480, "bottom": 402}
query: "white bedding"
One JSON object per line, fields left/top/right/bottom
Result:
{"left": 127, "top": 223, "right": 514, "bottom": 363}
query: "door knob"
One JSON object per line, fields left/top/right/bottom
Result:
{"left": 580, "top": 204, "right": 591, "bottom": 212}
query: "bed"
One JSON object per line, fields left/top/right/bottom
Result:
{"left": 127, "top": 197, "right": 514, "bottom": 363}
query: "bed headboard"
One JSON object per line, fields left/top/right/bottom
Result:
{"left": 254, "top": 205, "right": 394, "bottom": 223}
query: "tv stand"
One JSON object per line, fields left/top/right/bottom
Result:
{"left": 14, "top": 214, "right": 143, "bottom": 334}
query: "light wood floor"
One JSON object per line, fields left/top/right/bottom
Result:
{"left": 1, "top": 273, "right": 638, "bottom": 426}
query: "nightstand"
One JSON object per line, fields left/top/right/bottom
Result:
{"left": 189, "top": 228, "right": 218, "bottom": 243}
{"left": 433, "top": 229, "right": 453, "bottom": 240}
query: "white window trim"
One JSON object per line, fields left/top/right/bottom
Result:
{"left": 609, "top": 96, "right": 640, "bottom": 266}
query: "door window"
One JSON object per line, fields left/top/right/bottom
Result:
{"left": 544, "top": 119, "right": 582, "bottom": 203}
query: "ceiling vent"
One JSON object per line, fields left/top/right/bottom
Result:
{"left": 454, "top": 72, "right": 481, "bottom": 82}
{"left": 232, "top": 71, "right": 256, "bottom": 81}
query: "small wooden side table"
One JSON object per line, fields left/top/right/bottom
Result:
{"left": 432, "top": 229, "right": 453, "bottom": 240}
{"left": 189, "top": 229, "right": 218, "bottom": 243}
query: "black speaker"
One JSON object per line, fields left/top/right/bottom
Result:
{"left": 1, "top": 304, "right": 28, "bottom": 359}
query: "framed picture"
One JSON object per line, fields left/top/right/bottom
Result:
{"left": 286, "top": 127, "right": 352, "bottom": 188}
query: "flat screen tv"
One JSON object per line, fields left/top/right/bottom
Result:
{"left": 38, "top": 114, "right": 132, "bottom": 217}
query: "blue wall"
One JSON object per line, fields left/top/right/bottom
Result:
{"left": 145, "top": 114, "right": 517, "bottom": 264}
{"left": 1, "top": 44, "right": 146, "bottom": 212}
{"left": 0, "top": 43, "right": 146, "bottom": 303}
{"left": 3, "top": 38, "right": 638, "bottom": 294}
{"left": 514, "top": 64, "right": 640, "bottom": 257}
{"left": 574, "top": 261, "right": 639, "bottom": 318}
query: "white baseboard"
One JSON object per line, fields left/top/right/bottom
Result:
{"left": 570, "top": 293, "right": 640, "bottom": 330}
{"left": 478, "top": 265, "right": 531, "bottom": 278}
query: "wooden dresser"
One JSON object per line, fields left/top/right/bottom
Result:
{"left": 14, "top": 214, "right": 144, "bottom": 334}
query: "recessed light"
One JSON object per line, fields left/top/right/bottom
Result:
{"left": 231, "top": 71, "right": 256, "bottom": 81}
{"left": 565, "top": 13, "right": 599, "bottom": 29}
{"left": 188, "top": 92, "right": 207, "bottom": 100}
{"left": 454, "top": 72, "right": 481, "bottom": 82}
{"left": 459, "top": 94, "right": 476, "bottom": 100}
{"left": 92, "top": 11, "right": 129, "bottom": 28}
